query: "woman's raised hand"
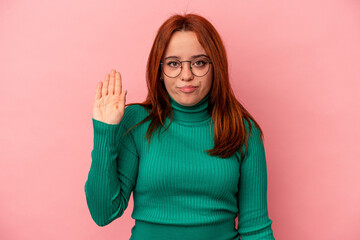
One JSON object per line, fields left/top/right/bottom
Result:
{"left": 92, "top": 69, "right": 127, "bottom": 125}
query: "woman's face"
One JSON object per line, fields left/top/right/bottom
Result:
{"left": 161, "top": 31, "right": 213, "bottom": 106}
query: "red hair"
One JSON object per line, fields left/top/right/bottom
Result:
{"left": 126, "top": 13, "right": 263, "bottom": 159}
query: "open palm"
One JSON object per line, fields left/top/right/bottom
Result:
{"left": 92, "top": 69, "right": 127, "bottom": 125}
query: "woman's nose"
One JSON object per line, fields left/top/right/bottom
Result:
{"left": 180, "top": 62, "right": 194, "bottom": 81}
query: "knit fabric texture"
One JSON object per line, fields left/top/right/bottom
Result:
{"left": 85, "top": 93, "right": 275, "bottom": 239}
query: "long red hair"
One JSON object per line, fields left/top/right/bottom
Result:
{"left": 126, "top": 13, "right": 263, "bottom": 159}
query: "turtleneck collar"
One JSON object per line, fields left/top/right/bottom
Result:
{"left": 168, "top": 92, "right": 211, "bottom": 123}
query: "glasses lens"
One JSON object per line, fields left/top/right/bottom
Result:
{"left": 162, "top": 57, "right": 211, "bottom": 78}
{"left": 162, "top": 59, "right": 181, "bottom": 78}
{"left": 191, "top": 57, "right": 210, "bottom": 77}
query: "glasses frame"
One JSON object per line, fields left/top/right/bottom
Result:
{"left": 160, "top": 58, "right": 213, "bottom": 78}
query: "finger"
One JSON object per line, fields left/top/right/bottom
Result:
{"left": 118, "top": 90, "right": 127, "bottom": 110}
{"left": 102, "top": 73, "right": 109, "bottom": 97}
{"left": 109, "top": 69, "right": 115, "bottom": 95}
{"left": 94, "top": 81, "right": 102, "bottom": 101}
{"left": 115, "top": 72, "right": 122, "bottom": 96}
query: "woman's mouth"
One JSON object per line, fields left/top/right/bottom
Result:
{"left": 178, "top": 86, "right": 198, "bottom": 93}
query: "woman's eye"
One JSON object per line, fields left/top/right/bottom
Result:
{"left": 194, "top": 61, "right": 205, "bottom": 66}
{"left": 168, "top": 61, "right": 179, "bottom": 67}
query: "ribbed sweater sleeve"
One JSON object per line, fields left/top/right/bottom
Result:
{"left": 237, "top": 120, "right": 275, "bottom": 239}
{"left": 84, "top": 109, "right": 139, "bottom": 226}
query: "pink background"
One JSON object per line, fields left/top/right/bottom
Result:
{"left": 1, "top": 0, "right": 359, "bottom": 239}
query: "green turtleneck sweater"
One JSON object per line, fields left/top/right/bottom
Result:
{"left": 84, "top": 93, "right": 275, "bottom": 240}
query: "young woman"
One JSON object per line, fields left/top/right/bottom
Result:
{"left": 85, "top": 13, "right": 275, "bottom": 240}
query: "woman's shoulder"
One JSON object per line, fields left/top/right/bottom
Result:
{"left": 242, "top": 117, "right": 257, "bottom": 131}
{"left": 122, "top": 104, "right": 151, "bottom": 124}
{"left": 242, "top": 117, "right": 262, "bottom": 141}
{"left": 125, "top": 104, "right": 151, "bottom": 115}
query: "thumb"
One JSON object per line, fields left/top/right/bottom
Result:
{"left": 121, "top": 90, "right": 127, "bottom": 104}
{"left": 118, "top": 90, "right": 127, "bottom": 113}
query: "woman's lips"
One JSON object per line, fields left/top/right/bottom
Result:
{"left": 178, "top": 86, "right": 198, "bottom": 93}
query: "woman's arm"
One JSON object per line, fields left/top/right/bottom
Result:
{"left": 237, "top": 119, "right": 275, "bottom": 239}
{"left": 84, "top": 113, "right": 139, "bottom": 227}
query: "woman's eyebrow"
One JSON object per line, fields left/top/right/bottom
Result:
{"left": 164, "top": 54, "right": 209, "bottom": 60}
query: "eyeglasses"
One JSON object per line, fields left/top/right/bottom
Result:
{"left": 160, "top": 57, "right": 212, "bottom": 78}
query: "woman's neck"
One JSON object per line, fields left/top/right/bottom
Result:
{"left": 168, "top": 93, "right": 211, "bottom": 123}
